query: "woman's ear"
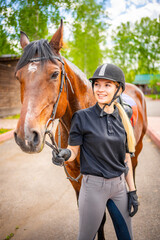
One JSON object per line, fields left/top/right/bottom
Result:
{"left": 115, "top": 83, "right": 123, "bottom": 96}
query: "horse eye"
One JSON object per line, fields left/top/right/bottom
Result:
{"left": 51, "top": 72, "right": 59, "bottom": 79}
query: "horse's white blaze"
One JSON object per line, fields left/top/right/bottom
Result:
{"left": 24, "top": 101, "right": 33, "bottom": 139}
{"left": 28, "top": 63, "right": 38, "bottom": 72}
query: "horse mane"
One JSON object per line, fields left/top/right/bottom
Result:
{"left": 16, "top": 39, "right": 58, "bottom": 72}
{"left": 64, "top": 58, "right": 91, "bottom": 88}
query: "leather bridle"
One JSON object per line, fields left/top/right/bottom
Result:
{"left": 29, "top": 55, "right": 81, "bottom": 182}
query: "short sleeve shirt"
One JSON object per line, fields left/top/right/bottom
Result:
{"left": 68, "top": 103, "right": 128, "bottom": 179}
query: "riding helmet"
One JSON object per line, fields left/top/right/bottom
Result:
{"left": 89, "top": 63, "right": 125, "bottom": 91}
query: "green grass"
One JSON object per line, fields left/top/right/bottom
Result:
{"left": 146, "top": 94, "right": 160, "bottom": 99}
{"left": 0, "top": 129, "right": 12, "bottom": 134}
{"left": 4, "top": 233, "right": 14, "bottom": 240}
{"left": 5, "top": 114, "right": 20, "bottom": 119}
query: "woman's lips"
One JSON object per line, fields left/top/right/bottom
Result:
{"left": 97, "top": 94, "right": 107, "bottom": 99}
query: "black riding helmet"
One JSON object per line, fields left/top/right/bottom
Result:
{"left": 89, "top": 63, "right": 125, "bottom": 91}
{"left": 89, "top": 63, "right": 125, "bottom": 116}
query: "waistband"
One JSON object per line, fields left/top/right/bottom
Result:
{"left": 83, "top": 173, "right": 124, "bottom": 183}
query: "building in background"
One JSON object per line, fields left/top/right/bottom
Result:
{"left": 133, "top": 74, "right": 160, "bottom": 94}
{"left": 0, "top": 55, "right": 21, "bottom": 117}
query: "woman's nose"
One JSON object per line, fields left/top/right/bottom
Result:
{"left": 98, "top": 85, "right": 105, "bottom": 91}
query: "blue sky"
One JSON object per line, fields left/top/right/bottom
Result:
{"left": 104, "top": 0, "right": 159, "bottom": 27}
{"left": 60, "top": 0, "right": 160, "bottom": 42}
{"left": 101, "top": 0, "right": 160, "bottom": 49}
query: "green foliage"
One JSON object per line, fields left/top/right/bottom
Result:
{"left": 3, "top": 232, "right": 14, "bottom": 239}
{"left": 0, "top": 0, "right": 71, "bottom": 53}
{"left": 0, "top": 25, "right": 17, "bottom": 55}
{"left": 149, "top": 76, "right": 160, "bottom": 94}
{"left": 0, "top": 0, "right": 108, "bottom": 78}
{"left": 67, "top": 0, "right": 108, "bottom": 78}
{"left": 134, "top": 17, "right": 160, "bottom": 74}
{"left": 108, "top": 17, "right": 160, "bottom": 82}
{"left": 147, "top": 94, "right": 160, "bottom": 99}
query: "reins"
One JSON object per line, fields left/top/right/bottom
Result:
{"left": 29, "top": 54, "right": 81, "bottom": 182}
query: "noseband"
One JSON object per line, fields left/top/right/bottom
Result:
{"left": 29, "top": 55, "right": 81, "bottom": 182}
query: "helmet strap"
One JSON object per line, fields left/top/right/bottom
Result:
{"left": 100, "top": 83, "right": 122, "bottom": 117}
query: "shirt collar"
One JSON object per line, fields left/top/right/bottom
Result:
{"left": 94, "top": 102, "right": 119, "bottom": 119}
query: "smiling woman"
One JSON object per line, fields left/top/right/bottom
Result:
{"left": 93, "top": 79, "right": 119, "bottom": 110}
{"left": 52, "top": 63, "right": 139, "bottom": 240}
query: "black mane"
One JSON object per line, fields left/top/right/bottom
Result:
{"left": 16, "top": 39, "right": 58, "bottom": 72}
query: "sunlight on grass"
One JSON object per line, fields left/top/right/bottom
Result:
{"left": 5, "top": 114, "right": 20, "bottom": 119}
{"left": 0, "top": 129, "right": 12, "bottom": 134}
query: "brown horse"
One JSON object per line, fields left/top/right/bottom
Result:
{"left": 14, "top": 20, "right": 147, "bottom": 239}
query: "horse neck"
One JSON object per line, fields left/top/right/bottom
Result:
{"left": 62, "top": 58, "right": 95, "bottom": 127}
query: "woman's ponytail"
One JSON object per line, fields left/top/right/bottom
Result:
{"left": 114, "top": 101, "right": 136, "bottom": 154}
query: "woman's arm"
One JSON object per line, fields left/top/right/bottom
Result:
{"left": 124, "top": 153, "right": 136, "bottom": 191}
{"left": 67, "top": 145, "right": 80, "bottom": 162}
{"left": 52, "top": 145, "right": 80, "bottom": 165}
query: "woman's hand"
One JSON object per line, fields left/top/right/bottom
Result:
{"left": 52, "top": 145, "right": 80, "bottom": 166}
{"left": 52, "top": 148, "right": 71, "bottom": 166}
{"left": 128, "top": 190, "right": 139, "bottom": 217}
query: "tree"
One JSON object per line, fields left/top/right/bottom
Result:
{"left": 67, "top": 0, "right": 108, "bottom": 77}
{"left": 0, "top": 0, "right": 72, "bottom": 53}
{"left": 149, "top": 75, "right": 160, "bottom": 94}
{"left": 0, "top": 25, "right": 17, "bottom": 55}
{"left": 0, "top": 0, "right": 108, "bottom": 78}
{"left": 108, "top": 17, "right": 160, "bottom": 82}
{"left": 134, "top": 17, "right": 160, "bottom": 74}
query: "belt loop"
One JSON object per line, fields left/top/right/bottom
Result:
{"left": 102, "top": 177, "right": 105, "bottom": 187}
{"left": 86, "top": 175, "right": 89, "bottom": 183}
{"left": 120, "top": 175, "right": 122, "bottom": 180}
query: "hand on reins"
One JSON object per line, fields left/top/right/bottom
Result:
{"left": 52, "top": 148, "right": 71, "bottom": 166}
{"left": 128, "top": 190, "right": 139, "bottom": 217}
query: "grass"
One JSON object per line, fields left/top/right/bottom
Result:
{"left": 5, "top": 114, "right": 20, "bottom": 119}
{"left": 4, "top": 233, "right": 14, "bottom": 240}
{"left": 0, "top": 129, "right": 12, "bottom": 134}
{"left": 3, "top": 226, "right": 19, "bottom": 240}
{"left": 145, "top": 94, "right": 160, "bottom": 100}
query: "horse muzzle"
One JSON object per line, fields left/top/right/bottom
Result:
{"left": 14, "top": 128, "right": 44, "bottom": 153}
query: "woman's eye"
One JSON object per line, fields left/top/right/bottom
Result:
{"left": 51, "top": 72, "right": 59, "bottom": 79}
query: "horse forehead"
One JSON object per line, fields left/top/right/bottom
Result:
{"left": 28, "top": 62, "right": 39, "bottom": 72}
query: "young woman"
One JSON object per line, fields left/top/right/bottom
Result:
{"left": 52, "top": 63, "right": 139, "bottom": 240}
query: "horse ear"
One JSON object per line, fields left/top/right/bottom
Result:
{"left": 49, "top": 19, "right": 63, "bottom": 53}
{"left": 20, "top": 31, "right": 30, "bottom": 49}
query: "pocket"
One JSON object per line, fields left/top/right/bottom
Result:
{"left": 117, "top": 179, "right": 125, "bottom": 192}
{"left": 84, "top": 175, "right": 103, "bottom": 189}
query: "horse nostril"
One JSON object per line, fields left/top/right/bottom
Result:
{"left": 14, "top": 131, "right": 18, "bottom": 143}
{"left": 32, "top": 131, "right": 40, "bottom": 146}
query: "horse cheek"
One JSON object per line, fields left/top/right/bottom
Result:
{"left": 55, "top": 91, "right": 68, "bottom": 118}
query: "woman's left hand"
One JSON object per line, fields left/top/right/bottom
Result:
{"left": 128, "top": 190, "right": 139, "bottom": 217}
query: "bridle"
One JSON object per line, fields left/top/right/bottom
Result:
{"left": 29, "top": 55, "right": 82, "bottom": 182}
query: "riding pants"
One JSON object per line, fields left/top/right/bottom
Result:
{"left": 77, "top": 174, "right": 133, "bottom": 240}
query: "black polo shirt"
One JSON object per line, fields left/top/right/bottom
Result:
{"left": 68, "top": 103, "right": 128, "bottom": 179}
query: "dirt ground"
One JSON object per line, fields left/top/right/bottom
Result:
{"left": 0, "top": 135, "right": 160, "bottom": 240}
{"left": 0, "top": 97, "right": 160, "bottom": 240}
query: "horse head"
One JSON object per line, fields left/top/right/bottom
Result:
{"left": 14, "top": 20, "right": 68, "bottom": 153}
